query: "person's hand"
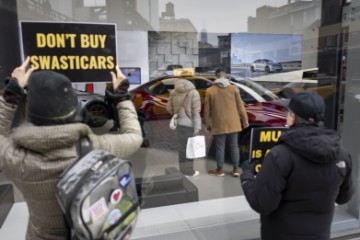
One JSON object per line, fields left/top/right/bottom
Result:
{"left": 11, "top": 56, "right": 34, "bottom": 88}
{"left": 110, "top": 65, "right": 126, "bottom": 89}
{"left": 243, "top": 122, "right": 249, "bottom": 129}
{"left": 193, "top": 130, "right": 200, "bottom": 136}
{"left": 240, "top": 160, "right": 255, "bottom": 174}
{"left": 107, "top": 65, "right": 130, "bottom": 104}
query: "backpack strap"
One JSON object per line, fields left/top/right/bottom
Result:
{"left": 65, "top": 137, "right": 93, "bottom": 239}
{"left": 76, "top": 136, "right": 93, "bottom": 158}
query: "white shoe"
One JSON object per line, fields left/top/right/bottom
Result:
{"left": 192, "top": 170, "right": 200, "bottom": 177}
{"left": 185, "top": 171, "right": 200, "bottom": 177}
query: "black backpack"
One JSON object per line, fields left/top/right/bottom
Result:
{"left": 56, "top": 138, "right": 140, "bottom": 240}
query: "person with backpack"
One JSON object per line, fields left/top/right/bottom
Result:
{"left": 240, "top": 91, "right": 354, "bottom": 240}
{"left": 166, "top": 78, "right": 201, "bottom": 177}
{"left": 0, "top": 57, "right": 143, "bottom": 240}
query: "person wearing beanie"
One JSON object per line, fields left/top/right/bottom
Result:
{"left": 0, "top": 57, "right": 143, "bottom": 240}
{"left": 240, "top": 91, "right": 354, "bottom": 240}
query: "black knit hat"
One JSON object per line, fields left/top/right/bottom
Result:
{"left": 27, "top": 71, "right": 78, "bottom": 126}
{"left": 281, "top": 90, "right": 325, "bottom": 121}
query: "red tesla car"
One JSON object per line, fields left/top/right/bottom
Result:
{"left": 129, "top": 75, "right": 287, "bottom": 160}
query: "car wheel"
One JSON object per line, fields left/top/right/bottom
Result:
{"left": 265, "top": 66, "right": 270, "bottom": 73}
{"left": 250, "top": 66, "right": 255, "bottom": 72}
{"left": 85, "top": 103, "right": 109, "bottom": 128}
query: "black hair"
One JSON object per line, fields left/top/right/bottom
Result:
{"left": 215, "top": 68, "right": 226, "bottom": 78}
{"left": 294, "top": 112, "right": 325, "bottom": 127}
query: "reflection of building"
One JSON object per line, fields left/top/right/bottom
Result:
{"left": 248, "top": 0, "right": 321, "bottom": 69}
{"left": 200, "top": 21, "right": 208, "bottom": 43}
{"left": 17, "top": 0, "right": 74, "bottom": 21}
{"left": 200, "top": 28, "right": 208, "bottom": 43}
{"left": 199, "top": 42, "right": 220, "bottom": 70}
{"left": 148, "top": 2, "right": 198, "bottom": 78}
{"left": 248, "top": 0, "right": 349, "bottom": 130}
{"left": 161, "top": 2, "right": 175, "bottom": 19}
{"left": 198, "top": 34, "right": 230, "bottom": 72}
{"left": 218, "top": 35, "right": 231, "bottom": 71}
{"left": 18, "top": 0, "right": 160, "bottom": 31}
{"left": 248, "top": 0, "right": 321, "bottom": 34}
{"left": 106, "top": 0, "right": 155, "bottom": 30}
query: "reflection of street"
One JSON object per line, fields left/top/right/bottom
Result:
{"left": 230, "top": 67, "right": 311, "bottom": 93}
{"left": 93, "top": 120, "right": 244, "bottom": 201}
{"left": 231, "top": 65, "right": 300, "bottom": 78}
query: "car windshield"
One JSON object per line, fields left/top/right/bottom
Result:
{"left": 166, "top": 65, "right": 183, "bottom": 70}
{"left": 283, "top": 79, "right": 318, "bottom": 88}
{"left": 231, "top": 78, "right": 279, "bottom": 101}
{"left": 147, "top": 78, "right": 176, "bottom": 95}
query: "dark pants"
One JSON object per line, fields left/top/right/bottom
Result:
{"left": 214, "top": 132, "right": 239, "bottom": 170}
{"left": 176, "top": 125, "right": 195, "bottom": 176}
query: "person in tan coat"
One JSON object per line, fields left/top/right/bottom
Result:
{"left": 0, "top": 58, "right": 143, "bottom": 240}
{"left": 204, "top": 68, "right": 249, "bottom": 177}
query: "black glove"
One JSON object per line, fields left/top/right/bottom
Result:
{"left": 240, "top": 160, "right": 255, "bottom": 174}
{"left": 3, "top": 77, "right": 24, "bottom": 104}
{"left": 105, "top": 79, "right": 131, "bottom": 105}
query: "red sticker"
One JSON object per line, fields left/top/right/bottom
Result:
{"left": 110, "top": 189, "right": 123, "bottom": 204}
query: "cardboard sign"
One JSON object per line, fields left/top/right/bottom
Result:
{"left": 20, "top": 21, "right": 117, "bottom": 83}
{"left": 249, "top": 127, "right": 288, "bottom": 173}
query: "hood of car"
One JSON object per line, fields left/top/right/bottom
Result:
{"left": 75, "top": 90, "right": 104, "bottom": 102}
{"left": 245, "top": 101, "right": 287, "bottom": 126}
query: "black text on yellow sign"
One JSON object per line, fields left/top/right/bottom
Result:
{"left": 30, "top": 33, "right": 114, "bottom": 70}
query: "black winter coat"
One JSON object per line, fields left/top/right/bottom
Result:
{"left": 241, "top": 125, "right": 354, "bottom": 240}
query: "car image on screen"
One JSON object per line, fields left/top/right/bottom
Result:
{"left": 251, "top": 59, "right": 283, "bottom": 73}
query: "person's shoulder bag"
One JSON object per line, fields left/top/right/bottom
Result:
{"left": 169, "top": 92, "right": 190, "bottom": 130}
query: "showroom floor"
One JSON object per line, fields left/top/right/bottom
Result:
{"left": 0, "top": 144, "right": 243, "bottom": 203}
{"left": 0, "top": 121, "right": 245, "bottom": 240}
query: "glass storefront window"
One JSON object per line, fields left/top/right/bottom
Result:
{"left": 0, "top": 0, "right": 359, "bottom": 239}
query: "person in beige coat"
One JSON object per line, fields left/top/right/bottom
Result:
{"left": 166, "top": 79, "right": 201, "bottom": 177}
{"left": 0, "top": 58, "right": 143, "bottom": 240}
{"left": 204, "top": 68, "right": 249, "bottom": 177}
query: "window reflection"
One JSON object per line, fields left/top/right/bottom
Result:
{"left": 0, "top": 0, "right": 346, "bottom": 214}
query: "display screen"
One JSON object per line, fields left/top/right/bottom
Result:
{"left": 230, "top": 33, "right": 303, "bottom": 77}
{"left": 120, "top": 67, "right": 141, "bottom": 84}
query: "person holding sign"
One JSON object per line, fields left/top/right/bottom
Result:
{"left": 204, "top": 68, "right": 249, "bottom": 177}
{"left": 0, "top": 58, "right": 142, "bottom": 240}
{"left": 240, "top": 91, "right": 354, "bottom": 240}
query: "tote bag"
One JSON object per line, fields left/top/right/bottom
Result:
{"left": 186, "top": 135, "right": 206, "bottom": 158}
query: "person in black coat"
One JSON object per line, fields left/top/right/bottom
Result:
{"left": 240, "top": 91, "right": 354, "bottom": 240}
